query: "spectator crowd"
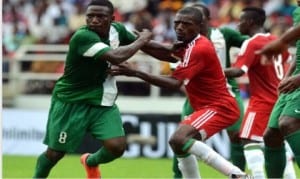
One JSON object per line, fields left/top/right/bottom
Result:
{"left": 3, "top": 0, "right": 298, "bottom": 56}
{"left": 2, "top": 0, "right": 298, "bottom": 95}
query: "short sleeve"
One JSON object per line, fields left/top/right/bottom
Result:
{"left": 71, "top": 29, "right": 112, "bottom": 60}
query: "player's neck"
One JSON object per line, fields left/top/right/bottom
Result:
{"left": 249, "top": 27, "right": 265, "bottom": 37}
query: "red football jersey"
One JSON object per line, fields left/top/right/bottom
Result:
{"left": 172, "top": 35, "right": 237, "bottom": 111}
{"left": 234, "top": 33, "right": 290, "bottom": 111}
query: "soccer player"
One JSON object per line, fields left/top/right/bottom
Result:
{"left": 256, "top": 4, "right": 300, "bottom": 178}
{"left": 224, "top": 7, "right": 293, "bottom": 178}
{"left": 109, "top": 6, "right": 247, "bottom": 178}
{"left": 32, "top": 0, "right": 178, "bottom": 178}
{"left": 171, "top": 4, "right": 248, "bottom": 178}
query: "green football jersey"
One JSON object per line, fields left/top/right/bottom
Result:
{"left": 53, "top": 22, "right": 136, "bottom": 106}
{"left": 293, "top": 7, "right": 300, "bottom": 75}
{"left": 209, "top": 27, "right": 248, "bottom": 91}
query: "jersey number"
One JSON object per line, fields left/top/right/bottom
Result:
{"left": 273, "top": 55, "right": 284, "bottom": 80}
{"left": 58, "top": 132, "right": 67, "bottom": 144}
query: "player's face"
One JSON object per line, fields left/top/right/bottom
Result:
{"left": 86, "top": 5, "right": 114, "bottom": 37}
{"left": 237, "top": 12, "right": 250, "bottom": 35}
{"left": 174, "top": 13, "right": 200, "bottom": 43}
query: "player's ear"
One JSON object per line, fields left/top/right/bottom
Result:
{"left": 112, "top": 15, "right": 115, "bottom": 21}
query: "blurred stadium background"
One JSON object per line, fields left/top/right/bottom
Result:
{"left": 2, "top": 0, "right": 299, "bottom": 177}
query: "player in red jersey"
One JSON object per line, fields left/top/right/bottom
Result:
{"left": 224, "top": 7, "right": 293, "bottom": 178}
{"left": 109, "top": 6, "right": 247, "bottom": 178}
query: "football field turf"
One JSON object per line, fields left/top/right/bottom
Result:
{"left": 3, "top": 155, "right": 300, "bottom": 178}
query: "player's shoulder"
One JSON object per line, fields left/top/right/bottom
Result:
{"left": 250, "top": 33, "right": 273, "bottom": 40}
{"left": 240, "top": 33, "right": 274, "bottom": 53}
{"left": 197, "top": 35, "right": 212, "bottom": 45}
{"left": 71, "top": 25, "right": 99, "bottom": 41}
{"left": 246, "top": 33, "right": 276, "bottom": 46}
{"left": 111, "top": 21, "right": 128, "bottom": 32}
{"left": 195, "top": 35, "right": 216, "bottom": 52}
{"left": 219, "top": 26, "right": 234, "bottom": 33}
{"left": 68, "top": 26, "right": 101, "bottom": 49}
{"left": 219, "top": 26, "right": 242, "bottom": 36}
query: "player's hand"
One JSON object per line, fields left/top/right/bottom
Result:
{"left": 108, "top": 63, "right": 137, "bottom": 77}
{"left": 172, "top": 41, "right": 186, "bottom": 52}
{"left": 278, "top": 74, "right": 300, "bottom": 93}
{"left": 134, "top": 29, "right": 153, "bottom": 43}
{"left": 255, "top": 39, "right": 288, "bottom": 64}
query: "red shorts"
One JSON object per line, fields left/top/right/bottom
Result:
{"left": 181, "top": 106, "right": 239, "bottom": 140}
{"left": 239, "top": 109, "right": 270, "bottom": 142}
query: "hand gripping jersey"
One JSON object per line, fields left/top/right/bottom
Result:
{"left": 53, "top": 22, "right": 136, "bottom": 106}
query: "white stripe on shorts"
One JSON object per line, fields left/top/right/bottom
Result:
{"left": 240, "top": 112, "right": 256, "bottom": 138}
{"left": 191, "top": 110, "right": 216, "bottom": 129}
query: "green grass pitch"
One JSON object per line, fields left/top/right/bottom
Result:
{"left": 3, "top": 155, "right": 300, "bottom": 178}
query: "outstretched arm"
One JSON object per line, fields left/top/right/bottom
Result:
{"left": 256, "top": 25, "right": 300, "bottom": 59}
{"left": 141, "top": 40, "right": 186, "bottom": 63}
{"left": 101, "top": 29, "right": 152, "bottom": 65}
{"left": 277, "top": 24, "right": 300, "bottom": 44}
{"left": 109, "top": 63, "right": 183, "bottom": 90}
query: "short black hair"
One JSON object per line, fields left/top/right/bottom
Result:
{"left": 242, "top": 7, "right": 266, "bottom": 26}
{"left": 178, "top": 6, "right": 203, "bottom": 24}
{"left": 87, "top": 0, "right": 114, "bottom": 14}
{"left": 192, "top": 3, "right": 210, "bottom": 20}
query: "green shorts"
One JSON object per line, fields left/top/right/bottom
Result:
{"left": 181, "top": 89, "right": 244, "bottom": 132}
{"left": 268, "top": 88, "right": 300, "bottom": 129}
{"left": 227, "top": 90, "right": 244, "bottom": 132}
{"left": 43, "top": 97, "right": 125, "bottom": 153}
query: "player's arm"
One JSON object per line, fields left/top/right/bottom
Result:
{"left": 122, "top": 27, "right": 180, "bottom": 63}
{"left": 278, "top": 60, "right": 300, "bottom": 93}
{"left": 101, "top": 29, "right": 152, "bottom": 65}
{"left": 141, "top": 40, "right": 183, "bottom": 63}
{"left": 224, "top": 37, "right": 255, "bottom": 78}
{"left": 109, "top": 63, "right": 182, "bottom": 90}
{"left": 277, "top": 24, "right": 300, "bottom": 44}
{"left": 256, "top": 24, "right": 300, "bottom": 58}
{"left": 224, "top": 67, "right": 245, "bottom": 78}
{"left": 278, "top": 74, "right": 300, "bottom": 93}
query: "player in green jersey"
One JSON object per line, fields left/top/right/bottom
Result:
{"left": 257, "top": 4, "right": 300, "bottom": 178}
{"left": 172, "top": 3, "right": 248, "bottom": 178}
{"left": 32, "top": 0, "right": 178, "bottom": 178}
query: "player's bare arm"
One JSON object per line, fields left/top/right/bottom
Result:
{"left": 101, "top": 29, "right": 152, "bottom": 65}
{"left": 256, "top": 24, "right": 300, "bottom": 59}
{"left": 141, "top": 40, "right": 184, "bottom": 63}
{"left": 278, "top": 74, "right": 300, "bottom": 94}
{"left": 224, "top": 67, "right": 245, "bottom": 78}
{"left": 109, "top": 64, "right": 183, "bottom": 90}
